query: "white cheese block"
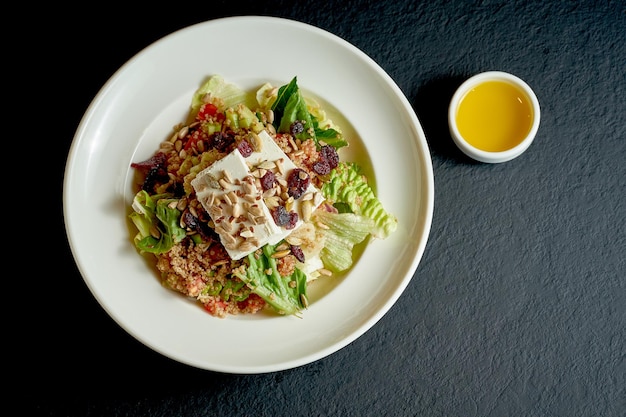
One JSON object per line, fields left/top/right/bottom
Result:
{"left": 248, "top": 131, "right": 322, "bottom": 244}
{"left": 191, "top": 130, "right": 323, "bottom": 260}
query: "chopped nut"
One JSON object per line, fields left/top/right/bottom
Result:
{"left": 271, "top": 249, "right": 291, "bottom": 259}
{"left": 318, "top": 268, "right": 333, "bottom": 277}
{"left": 238, "top": 241, "right": 256, "bottom": 252}
{"left": 222, "top": 169, "right": 234, "bottom": 184}
{"left": 301, "top": 199, "right": 313, "bottom": 222}
{"left": 219, "top": 178, "right": 232, "bottom": 190}
{"left": 249, "top": 132, "right": 263, "bottom": 152}
{"left": 240, "top": 229, "right": 255, "bottom": 238}
{"left": 258, "top": 160, "right": 276, "bottom": 170}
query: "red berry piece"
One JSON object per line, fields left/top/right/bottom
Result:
{"left": 290, "top": 245, "right": 305, "bottom": 262}
{"left": 237, "top": 140, "right": 253, "bottom": 157}
{"left": 260, "top": 170, "right": 276, "bottom": 191}
{"left": 290, "top": 120, "right": 305, "bottom": 136}
{"left": 271, "top": 206, "right": 299, "bottom": 229}
{"left": 312, "top": 160, "right": 331, "bottom": 175}
{"left": 319, "top": 145, "right": 339, "bottom": 169}
{"left": 286, "top": 168, "right": 310, "bottom": 199}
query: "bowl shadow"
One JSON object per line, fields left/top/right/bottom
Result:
{"left": 410, "top": 75, "right": 479, "bottom": 164}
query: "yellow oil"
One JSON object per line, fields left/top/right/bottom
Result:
{"left": 456, "top": 80, "right": 533, "bottom": 152}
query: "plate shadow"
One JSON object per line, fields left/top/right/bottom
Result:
{"left": 410, "top": 75, "right": 479, "bottom": 164}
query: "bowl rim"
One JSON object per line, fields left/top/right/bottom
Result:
{"left": 62, "top": 15, "right": 435, "bottom": 373}
{"left": 448, "top": 71, "right": 541, "bottom": 163}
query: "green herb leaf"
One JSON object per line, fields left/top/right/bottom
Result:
{"left": 232, "top": 244, "right": 308, "bottom": 316}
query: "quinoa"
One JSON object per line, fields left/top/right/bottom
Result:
{"left": 155, "top": 239, "right": 267, "bottom": 317}
{"left": 276, "top": 253, "right": 297, "bottom": 277}
{"left": 276, "top": 135, "right": 321, "bottom": 180}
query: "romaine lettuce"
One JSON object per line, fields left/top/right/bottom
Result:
{"left": 190, "top": 75, "right": 257, "bottom": 115}
{"left": 321, "top": 162, "right": 398, "bottom": 239}
{"left": 232, "top": 243, "right": 308, "bottom": 315}
{"left": 314, "top": 211, "right": 374, "bottom": 272}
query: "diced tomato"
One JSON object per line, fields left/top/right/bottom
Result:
{"left": 206, "top": 244, "right": 229, "bottom": 263}
{"left": 183, "top": 129, "right": 203, "bottom": 150}
{"left": 197, "top": 103, "right": 222, "bottom": 121}
{"left": 204, "top": 298, "right": 228, "bottom": 316}
{"left": 237, "top": 293, "right": 266, "bottom": 312}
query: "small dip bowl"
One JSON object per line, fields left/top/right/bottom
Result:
{"left": 448, "top": 71, "right": 540, "bottom": 163}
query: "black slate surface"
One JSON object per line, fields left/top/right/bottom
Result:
{"left": 16, "top": 1, "right": 624, "bottom": 416}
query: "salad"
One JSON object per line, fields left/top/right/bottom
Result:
{"left": 129, "top": 75, "right": 397, "bottom": 318}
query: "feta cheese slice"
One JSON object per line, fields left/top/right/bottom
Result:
{"left": 191, "top": 130, "right": 324, "bottom": 260}
{"left": 246, "top": 131, "right": 323, "bottom": 244}
{"left": 191, "top": 148, "right": 279, "bottom": 260}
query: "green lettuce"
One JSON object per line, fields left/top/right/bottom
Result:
{"left": 256, "top": 82, "right": 278, "bottom": 109}
{"left": 321, "top": 162, "right": 398, "bottom": 239}
{"left": 190, "top": 75, "right": 258, "bottom": 115}
{"left": 232, "top": 243, "right": 308, "bottom": 316}
{"left": 314, "top": 211, "right": 374, "bottom": 273}
{"left": 272, "top": 77, "right": 347, "bottom": 149}
{"left": 129, "top": 190, "right": 186, "bottom": 254}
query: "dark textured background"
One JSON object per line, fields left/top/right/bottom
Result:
{"left": 16, "top": 1, "right": 624, "bottom": 416}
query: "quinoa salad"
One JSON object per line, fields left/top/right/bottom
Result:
{"left": 128, "top": 75, "right": 397, "bottom": 318}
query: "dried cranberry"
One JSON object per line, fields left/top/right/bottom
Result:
{"left": 286, "top": 168, "right": 310, "bottom": 199}
{"left": 209, "top": 131, "right": 235, "bottom": 152}
{"left": 131, "top": 152, "right": 169, "bottom": 193}
{"left": 169, "top": 182, "right": 185, "bottom": 198}
{"left": 183, "top": 129, "right": 206, "bottom": 151}
{"left": 271, "top": 205, "right": 298, "bottom": 229}
{"left": 260, "top": 170, "right": 276, "bottom": 191}
{"left": 290, "top": 245, "right": 305, "bottom": 263}
{"left": 312, "top": 160, "right": 331, "bottom": 175}
{"left": 142, "top": 166, "right": 169, "bottom": 193}
{"left": 271, "top": 205, "right": 290, "bottom": 226}
{"left": 319, "top": 145, "right": 339, "bottom": 169}
{"left": 131, "top": 152, "right": 166, "bottom": 171}
{"left": 182, "top": 211, "right": 200, "bottom": 230}
{"left": 290, "top": 120, "right": 305, "bottom": 136}
{"left": 237, "top": 140, "right": 253, "bottom": 157}
{"left": 182, "top": 211, "right": 217, "bottom": 241}
{"left": 285, "top": 212, "right": 299, "bottom": 229}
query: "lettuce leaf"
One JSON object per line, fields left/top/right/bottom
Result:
{"left": 314, "top": 211, "right": 374, "bottom": 272}
{"left": 307, "top": 97, "right": 347, "bottom": 149}
{"left": 256, "top": 82, "right": 278, "bottom": 109}
{"left": 232, "top": 244, "right": 308, "bottom": 315}
{"left": 272, "top": 77, "right": 347, "bottom": 148}
{"left": 271, "top": 76, "right": 299, "bottom": 126}
{"left": 190, "top": 75, "right": 257, "bottom": 115}
{"left": 129, "top": 190, "right": 186, "bottom": 254}
{"left": 275, "top": 78, "right": 315, "bottom": 142}
{"left": 321, "top": 162, "right": 398, "bottom": 239}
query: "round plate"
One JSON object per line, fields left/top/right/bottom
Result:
{"left": 63, "top": 16, "right": 434, "bottom": 374}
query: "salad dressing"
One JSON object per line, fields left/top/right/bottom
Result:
{"left": 456, "top": 80, "right": 533, "bottom": 152}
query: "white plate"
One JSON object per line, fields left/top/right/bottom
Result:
{"left": 64, "top": 16, "right": 434, "bottom": 374}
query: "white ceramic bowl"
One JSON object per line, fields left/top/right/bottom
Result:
{"left": 63, "top": 16, "right": 434, "bottom": 374}
{"left": 448, "top": 71, "right": 540, "bottom": 163}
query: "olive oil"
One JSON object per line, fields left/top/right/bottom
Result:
{"left": 456, "top": 80, "right": 533, "bottom": 152}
